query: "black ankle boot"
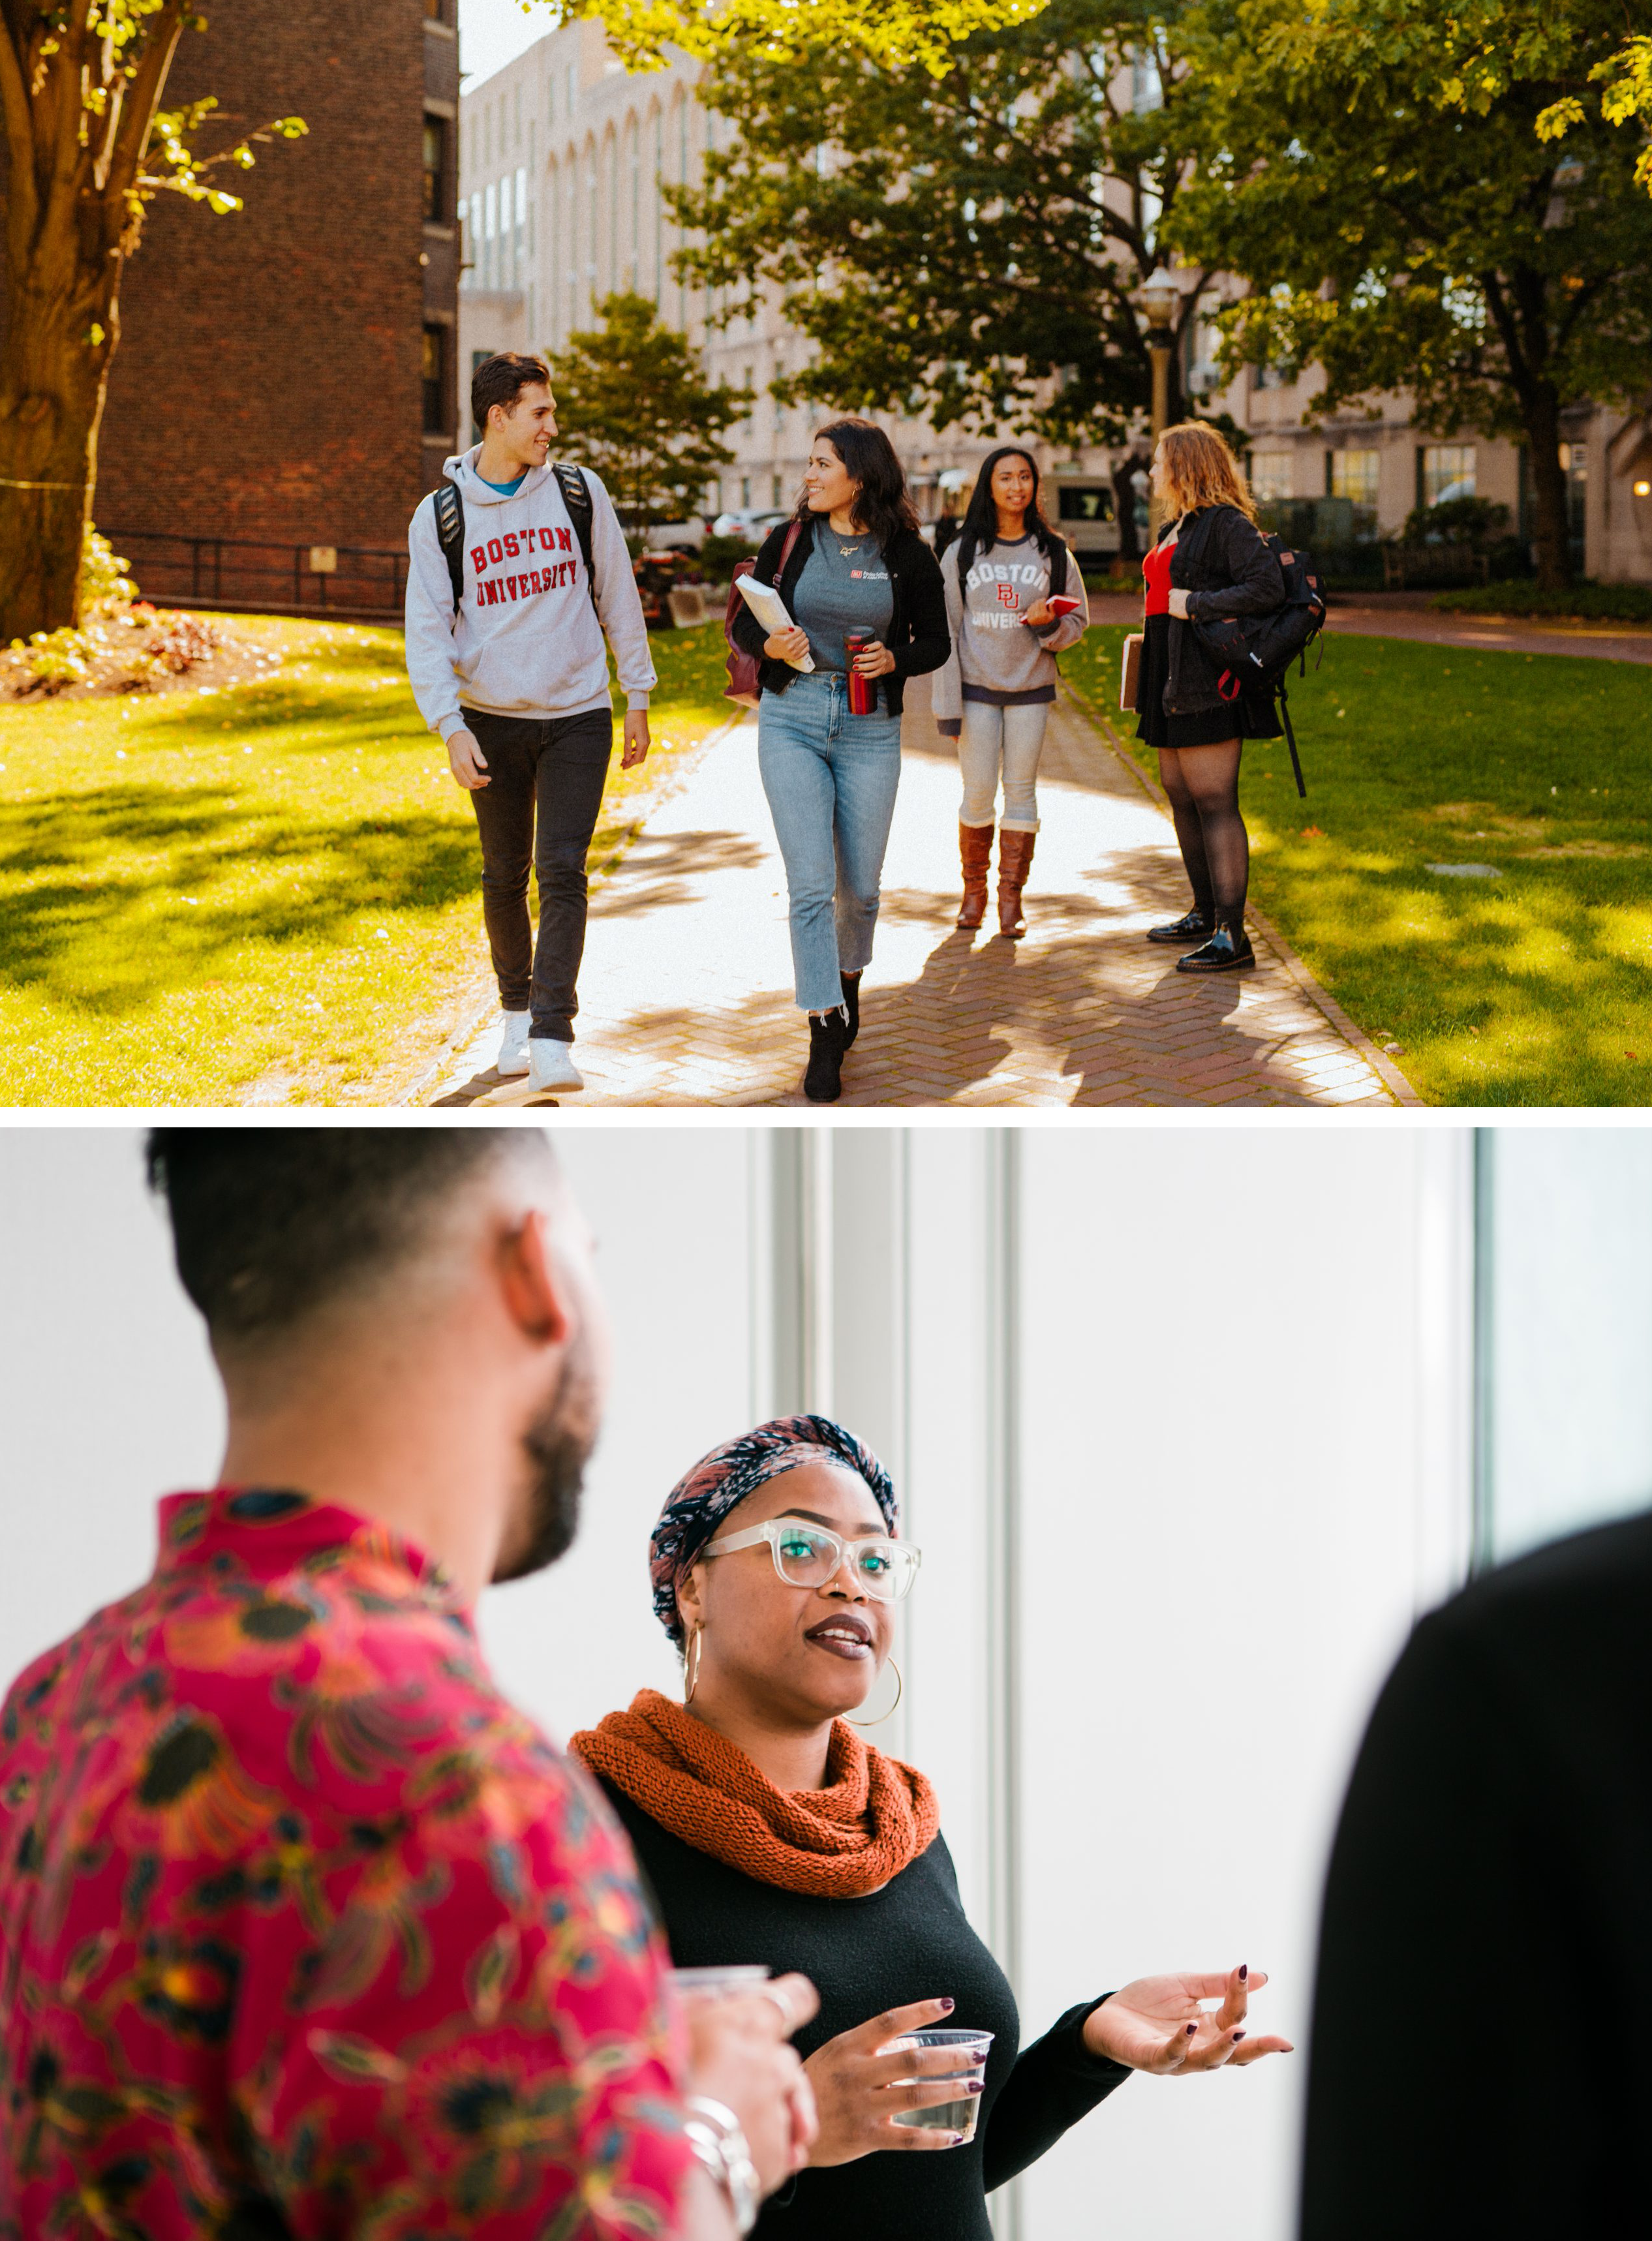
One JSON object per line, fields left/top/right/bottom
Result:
{"left": 804, "top": 1010, "right": 848, "bottom": 1101}
{"left": 840, "top": 972, "right": 861, "bottom": 1047}
{"left": 1148, "top": 907, "right": 1214, "bottom": 945}
{"left": 1176, "top": 922, "right": 1256, "bottom": 974}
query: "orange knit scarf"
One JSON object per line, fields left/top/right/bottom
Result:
{"left": 572, "top": 1688, "right": 940, "bottom": 1900}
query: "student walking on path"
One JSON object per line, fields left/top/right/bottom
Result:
{"left": 405, "top": 352, "right": 656, "bottom": 1097}
{"left": 1132, "top": 422, "right": 1285, "bottom": 975}
{"left": 731, "top": 421, "right": 949, "bottom": 1104}
{"left": 932, "top": 450, "right": 1090, "bottom": 941}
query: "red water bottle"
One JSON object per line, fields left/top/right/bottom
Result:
{"left": 844, "top": 629, "right": 878, "bottom": 714}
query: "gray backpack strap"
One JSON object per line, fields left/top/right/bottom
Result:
{"left": 552, "top": 462, "right": 600, "bottom": 611}
{"left": 432, "top": 481, "right": 465, "bottom": 615}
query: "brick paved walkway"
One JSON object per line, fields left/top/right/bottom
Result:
{"left": 427, "top": 674, "right": 1414, "bottom": 1108}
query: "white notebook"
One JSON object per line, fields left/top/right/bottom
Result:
{"left": 734, "top": 573, "right": 816, "bottom": 671}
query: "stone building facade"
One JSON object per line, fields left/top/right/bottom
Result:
{"left": 95, "top": 0, "right": 459, "bottom": 589}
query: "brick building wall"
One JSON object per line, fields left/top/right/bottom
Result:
{"left": 93, "top": 0, "right": 459, "bottom": 573}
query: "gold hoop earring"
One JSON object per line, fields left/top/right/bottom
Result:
{"left": 683, "top": 1625, "right": 703, "bottom": 1705}
{"left": 848, "top": 1654, "right": 902, "bottom": 1728}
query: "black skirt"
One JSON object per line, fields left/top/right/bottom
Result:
{"left": 1134, "top": 613, "right": 1281, "bottom": 749}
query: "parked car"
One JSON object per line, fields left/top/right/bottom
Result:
{"left": 643, "top": 516, "right": 709, "bottom": 554}
{"left": 1047, "top": 478, "right": 1122, "bottom": 560}
{"left": 712, "top": 508, "right": 791, "bottom": 541}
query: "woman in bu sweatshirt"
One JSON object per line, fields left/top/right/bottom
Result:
{"left": 932, "top": 451, "right": 1089, "bottom": 939}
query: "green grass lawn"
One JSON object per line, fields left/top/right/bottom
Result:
{"left": 1063, "top": 625, "right": 1652, "bottom": 1106}
{"left": 0, "top": 616, "right": 734, "bottom": 1107}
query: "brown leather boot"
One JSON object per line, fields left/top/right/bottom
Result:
{"left": 997, "top": 829, "right": 1036, "bottom": 939}
{"left": 956, "top": 822, "right": 994, "bottom": 930}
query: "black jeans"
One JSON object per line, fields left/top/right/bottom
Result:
{"left": 466, "top": 705, "right": 612, "bottom": 1044}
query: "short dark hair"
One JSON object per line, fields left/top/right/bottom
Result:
{"left": 145, "top": 1128, "right": 551, "bottom": 1352}
{"left": 803, "top": 419, "right": 921, "bottom": 550}
{"left": 471, "top": 352, "right": 550, "bottom": 436}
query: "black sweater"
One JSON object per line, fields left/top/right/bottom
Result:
{"left": 730, "top": 515, "right": 950, "bottom": 716}
{"left": 1158, "top": 503, "right": 1285, "bottom": 716}
{"left": 1302, "top": 1509, "right": 1652, "bottom": 2238}
{"left": 600, "top": 1783, "right": 1129, "bottom": 2240}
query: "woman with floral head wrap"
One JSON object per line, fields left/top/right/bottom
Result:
{"left": 574, "top": 1417, "right": 1290, "bottom": 2241}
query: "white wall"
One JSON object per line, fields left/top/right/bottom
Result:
{"left": 1012, "top": 1129, "right": 1470, "bottom": 2241}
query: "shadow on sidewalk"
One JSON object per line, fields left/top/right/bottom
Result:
{"left": 590, "top": 825, "right": 769, "bottom": 919}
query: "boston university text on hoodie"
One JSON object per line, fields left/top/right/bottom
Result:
{"left": 405, "top": 449, "right": 655, "bottom": 740}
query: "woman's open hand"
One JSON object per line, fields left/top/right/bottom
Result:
{"left": 765, "top": 624, "right": 810, "bottom": 665}
{"left": 1082, "top": 1964, "right": 1293, "bottom": 2075}
{"left": 803, "top": 1998, "right": 981, "bottom": 2165}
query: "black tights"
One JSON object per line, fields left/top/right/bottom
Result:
{"left": 1157, "top": 740, "right": 1247, "bottom": 929}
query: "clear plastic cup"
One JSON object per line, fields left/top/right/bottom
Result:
{"left": 887, "top": 2027, "right": 995, "bottom": 2143}
{"left": 668, "top": 1964, "right": 774, "bottom": 1999}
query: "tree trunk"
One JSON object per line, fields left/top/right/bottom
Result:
{"left": 1480, "top": 266, "right": 1573, "bottom": 592}
{"left": 0, "top": 259, "right": 119, "bottom": 639}
{"left": 1518, "top": 380, "right": 1574, "bottom": 592}
{"left": 0, "top": 0, "right": 186, "bottom": 640}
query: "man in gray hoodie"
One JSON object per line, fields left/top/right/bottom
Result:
{"left": 406, "top": 352, "right": 655, "bottom": 1097}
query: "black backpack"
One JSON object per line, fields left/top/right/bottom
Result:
{"left": 1191, "top": 534, "right": 1326, "bottom": 796}
{"left": 431, "top": 461, "right": 598, "bottom": 618}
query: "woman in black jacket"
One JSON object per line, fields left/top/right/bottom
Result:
{"left": 573, "top": 1415, "right": 1291, "bottom": 2241}
{"left": 1134, "top": 423, "right": 1285, "bottom": 973}
{"left": 731, "top": 421, "right": 949, "bottom": 1102}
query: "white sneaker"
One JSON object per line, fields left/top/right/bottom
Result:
{"left": 497, "top": 1010, "right": 532, "bottom": 1076}
{"left": 528, "top": 1037, "right": 584, "bottom": 1095}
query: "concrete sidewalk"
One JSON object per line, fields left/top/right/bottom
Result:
{"left": 427, "top": 675, "right": 1412, "bottom": 1108}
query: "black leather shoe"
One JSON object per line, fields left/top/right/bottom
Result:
{"left": 1148, "top": 909, "right": 1214, "bottom": 945}
{"left": 840, "top": 972, "right": 861, "bottom": 1047}
{"left": 1176, "top": 925, "right": 1257, "bottom": 973}
{"left": 804, "top": 1010, "right": 848, "bottom": 1101}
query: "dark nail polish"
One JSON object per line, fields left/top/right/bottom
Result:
{"left": 1186, "top": 2022, "right": 1198, "bottom": 2035}
{"left": 967, "top": 2080, "right": 985, "bottom": 2094}
{"left": 1233, "top": 2030, "right": 1246, "bottom": 2041}
{"left": 940, "top": 1998, "right": 955, "bottom": 2012}
{"left": 1238, "top": 1964, "right": 1247, "bottom": 1982}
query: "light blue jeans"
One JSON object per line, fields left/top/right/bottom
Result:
{"left": 958, "top": 698, "right": 1050, "bottom": 832}
{"left": 757, "top": 670, "right": 903, "bottom": 1012}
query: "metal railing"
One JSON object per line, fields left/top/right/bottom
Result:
{"left": 104, "top": 530, "right": 409, "bottom": 617}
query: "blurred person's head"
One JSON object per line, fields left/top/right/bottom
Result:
{"left": 801, "top": 420, "right": 921, "bottom": 547}
{"left": 145, "top": 1127, "right": 608, "bottom": 1594}
{"left": 650, "top": 1417, "right": 911, "bottom": 1731}
{"left": 1152, "top": 421, "right": 1256, "bottom": 521}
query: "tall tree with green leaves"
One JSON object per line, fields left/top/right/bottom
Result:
{"left": 0, "top": 0, "right": 304, "bottom": 639}
{"left": 667, "top": 1, "right": 1212, "bottom": 453}
{"left": 547, "top": 290, "right": 742, "bottom": 525}
{"left": 1173, "top": 0, "right": 1652, "bottom": 589}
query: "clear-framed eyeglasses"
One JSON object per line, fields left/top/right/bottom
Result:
{"left": 702, "top": 1516, "right": 921, "bottom": 1602}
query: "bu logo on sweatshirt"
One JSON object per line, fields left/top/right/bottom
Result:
{"left": 996, "top": 583, "right": 1019, "bottom": 609}
{"left": 467, "top": 523, "right": 581, "bottom": 606}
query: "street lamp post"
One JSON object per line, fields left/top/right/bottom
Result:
{"left": 1140, "top": 264, "right": 1179, "bottom": 538}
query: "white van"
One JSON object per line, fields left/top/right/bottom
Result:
{"left": 1048, "top": 479, "right": 1121, "bottom": 560}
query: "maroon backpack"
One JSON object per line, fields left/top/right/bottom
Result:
{"left": 724, "top": 520, "right": 803, "bottom": 707}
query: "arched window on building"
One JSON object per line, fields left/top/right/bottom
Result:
{"left": 604, "top": 127, "right": 619, "bottom": 301}
{"left": 585, "top": 140, "right": 598, "bottom": 322}
{"left": 650, "top": 105, "right": 664, "bottom": 306}
{"left": 673, "top": 91, "right": 689, "bottom": 330}
{"left": 624, "top": 115, "right": 640, "bottom": 293}
{"left": 546, "top": 156, "right": 560, "bottom": 348}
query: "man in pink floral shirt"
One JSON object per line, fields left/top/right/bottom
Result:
{"left": 0, "top": 1131, "right": 814, "bottom": 2240}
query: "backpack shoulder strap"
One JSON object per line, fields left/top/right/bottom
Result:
{"left": 553, "top": 462, "right": 599, "bottom": 610}
{"left": 775, "top": 517, "right": 803, "bottom": 581}
{"left": 431, "top": 481, "right": 465, "bottom": 616}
